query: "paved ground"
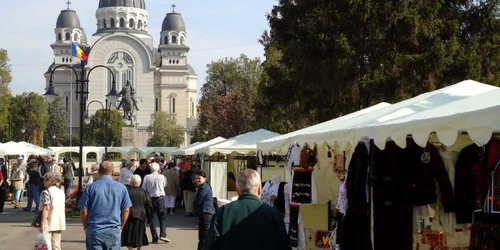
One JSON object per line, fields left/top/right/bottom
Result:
{"left": 0, "top": 202, "right": 199, "bottom": 250}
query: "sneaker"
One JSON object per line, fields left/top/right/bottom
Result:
{"left": 160, "top": 237, "right": 170, "bottom": 242}
{"left": 169, "top": 211, "right": 173, "bottom": 216}
{"left": 22, "top": 208, "right": 30, "bottom": 212}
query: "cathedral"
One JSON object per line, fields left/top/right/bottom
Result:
{"left": 44, "top": 0, "right": 199, "bottom": 147}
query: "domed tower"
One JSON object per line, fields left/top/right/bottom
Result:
{"left": 95, "top": 0, "right": 149, "bottom": 35}
{"left": 51, "top": 2, "right": 87, "bottom": 65}
{"left": 159, "top": 5, "right": 190, "bottom": 68}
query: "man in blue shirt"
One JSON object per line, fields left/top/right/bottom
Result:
{"left": 78, "top": 161, "right": 132, "bottom": 250}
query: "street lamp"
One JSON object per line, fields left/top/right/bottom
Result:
{"left": 85, "top": 99, "right": 112, "bottom": 156}
{"left": 44, "top": 63, "right": 117, "bottom": 204}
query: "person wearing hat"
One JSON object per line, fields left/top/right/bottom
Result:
{"left": 193, "top": 170, "right": 215, "bottom": 250}
{"left": 23, "top": 159, "right": 43, "bottom": 212}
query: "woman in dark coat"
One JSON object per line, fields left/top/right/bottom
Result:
{"left": 193, "top": 171, "right": 216, "bottom": 250}
{"left": 122, "top": 174, "right": 153, "bottom": 250}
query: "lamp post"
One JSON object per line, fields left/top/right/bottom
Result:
{"left": 85, "top": 99, "right": 111, "bottom": 157}
{"left": 44, "top": 64, "right": 119, "bottom": 203}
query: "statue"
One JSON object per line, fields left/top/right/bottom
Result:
{"left": 117, "top": 80, "right": 139, "bottom": 121}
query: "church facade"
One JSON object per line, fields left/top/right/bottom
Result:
{"left": 44, "top": 0, "right": 198, "bottom": 147}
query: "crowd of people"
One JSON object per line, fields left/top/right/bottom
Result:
{"left": 0, "top": 154, "right": 291, "bottom": 250}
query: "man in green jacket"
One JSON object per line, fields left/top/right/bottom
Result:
{"left": 204, "top": 169, "right": 290, "bottom": 250}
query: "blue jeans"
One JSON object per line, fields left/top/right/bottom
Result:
{"left": 86, "top": 228, "right": 121, "bottom": 250}
{"left": 26, "top": 183, "right": 40, "bottom": 210}
{"left": 64, "top": 179, "right": 72, "bottom": 197}
{"left": 150, "top": 197, "right": 167, "bottom": 241}
{"left": 19, "top": 188, "right": 25, "bottom": 202}
{"left": 12, "top": 189, "right": 22, "bottom": 202}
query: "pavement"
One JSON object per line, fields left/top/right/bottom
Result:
{"left": 0, "top": 202, "right": 199, "bottom": 250}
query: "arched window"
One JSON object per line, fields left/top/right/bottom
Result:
{"left": 165, "top": 36, "right": 169, "bottom": 44}
{"left": 155, "top": 98, "right": 159, "bottom": 112}
{"left": 119, "top": 18, "right": 125, "bottom": 28}
{"left": 103, "top": 19, "right": 107, "bottom": 28}
{"left": 65, "top": 33, "right": 70, "bottom": 40}
{"left": 176, "top": 59, "right": 179, "bottom": 64}
{"left": 181, "top": 36, "right": 186, "bottom": 44}
{"left": 172, "top": 35, "right": 177, "bottom": 44}
{"left": 74, "top": 33, "right": 79, "bottom": 42}
{"left": 138, "top": 20, "right": 143, "bottom": 29}
{"left": 107, "top": 52, "right": 135, "bottom": 94}
{"left": 129, "top": 19, "right": 134, "bottom": 28}
{"left": 57, "top": 33, "right": 62, "bottom": 41}
{"left": 172, "top": 98, "right": 176, "bottom": 113}
{"left": 65, "top": 96, "right": 69, "bottom": 112}
{"left": 191, "top": 101, "right": 195, "bottom": 117}
{"left": 110, "top": 18, "right": 115, "bottom": 28}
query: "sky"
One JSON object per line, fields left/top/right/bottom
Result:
{"left": 0, "top": 0, "right": 274, "bottom": 96}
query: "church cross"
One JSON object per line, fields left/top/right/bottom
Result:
{"left": 171, "top": 4, "right": 176, "bottom": 12}
{"left": 66, "top": 0, "right": 72, "bottom": 9}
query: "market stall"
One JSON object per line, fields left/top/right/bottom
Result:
{"left": 257, "top": 80, "right": 500, "bottom": 250}
{"left": 195, "top": 129, "right": 280, "bottom": 200}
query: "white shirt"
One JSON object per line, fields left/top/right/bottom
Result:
{"left": 142, "top": 172, "right": 167, "bottom": 198}
{"left": 120, "top": 168, "right": 134, "bottom": 185}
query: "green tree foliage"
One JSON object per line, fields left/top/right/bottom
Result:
{"left": 258, "top": 0, "right": 500, "bottom": 133}
{"left": 9, "top": 93, "right": 48, "bottom": 146}
{"left": 85, "top": 109, "right": 122, "bottom": 146}
{"left": 194, "top": 54, "right": 262, "bottom": 141}
{"left": 147, "top": 111, "right": 184, "bottom": 147}
{"left": 0, "top": 49, "right": 12, "bottom": 141}
{"left": 44, "top": 96, "right": 67, "bottom": 146}
{"left": 0, "top": 49, "right": 12, "bottom": 86}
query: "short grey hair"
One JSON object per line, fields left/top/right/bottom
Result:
{"left": 150, "top": 162, "right": 160, "bottom": 172}
{"left": 236, "top": 169, "right": 261, "bottom": 194}
{"left": 99, "top": 161, "right": 114, "bottom": 174}
{"left": 130, "top": 174, "right": 142, "bottom": 187}
{"left": 125, "top": 160, "right": 133, "bottom": 168}
{"left": 44, "top": 171, "right": 62, "bottom": 187}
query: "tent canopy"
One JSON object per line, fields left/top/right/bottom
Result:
{"left": 274, "top": 80, "right": 498, "bottom": 150}
{"left": 177, "top": 137, "right": 226, "bottom": 156}
{"left": 19, "top": 141, "right": 54, "bottom": 155}
{"left": 355, "top": 87, "right": 500, "bottom": 149}
{"left": 0, "top": 141, "right": 47, "bottom": 155}
{"left": 257, "top": 102, "right": 391, "bottom": 154}
{"left": 172, "top": 142, "right": 202, "bottom": 155}
{"left": 196, "top": 129, "right": 280, "bottom": 156}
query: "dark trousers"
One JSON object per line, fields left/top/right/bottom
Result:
{"left": 64, "top": 178, "right": 72, "bottom": 197}
{"left": 198, "top": 213, "right": 213, "bottom": 250}
{"left": 150, "top": 197, "right": 166, "bottom": 241}
{"left": 0, "top": 189, "right": 5, "bottom": 212}
{"left": 26, "top": 183, "right": 40, "bottom": 210}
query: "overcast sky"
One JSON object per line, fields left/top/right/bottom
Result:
{"left": 0, "top": 0, "right": 273, "bottom": 96}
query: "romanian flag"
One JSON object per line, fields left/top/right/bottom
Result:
{"left": 71, "top": 42, "right": 88, "bottom": 61}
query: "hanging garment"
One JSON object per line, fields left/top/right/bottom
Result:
{"left": 261, "top": 181, "right": 280, "bottom": 207}
{"left": 470, "top": 158, "right": 500, "bottom": 250}
{"left": 454, "top": 144, "right": 481, "bottom": 224}
{"left": 315, "top": 146, "right": 339, "bottom": 203}
{"left": 432, "top": 150, "right": 459, "bottom": 233}
{"left": 339, "top": 141, "right": 372, "bottom": 250}
{"left": 336, "top": 181, "right": 348, "bottom": 215}
{"left": 300, "top": 145, "right": 318, "bottom": 170}
{"left": 291, "top": 170, "right": 313, "bottom": 204}
{"left": 286, "top": 142, "right": 302, "bottom": 172}
{"left": 405, "top": 139, "right": 454, "bottom": 211}
{"left": 289, "top": 204, "right": 305, "bottom": 248}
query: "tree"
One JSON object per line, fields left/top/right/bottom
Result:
{"left": 44, "top": 96, "right": 67, "bottom": 146}
{"left": 0, "top": 49, "right": 12, "bottom": 141}
{"left": 85, "top": 109, "right": 122, "bottom": 147}
{"left": 194, "top": 54, "right": 262, "bottom": 141}
{"left": 147, "top": 111, "right": 184, "bottom": 147}
{"left": 9, "top": 93, "right": 48, "bottom": 146}
{"left": 257, "top": 0, "right": 500, "bottom": 133}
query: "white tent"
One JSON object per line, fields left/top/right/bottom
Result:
{"left": 178, "top": 137, "right": 226, "bottom": 156}
{"left": 19, "top": 141, "right": 54, "bottom": 155}
{"left": 0, "top": 141, "right": 44, "bottom": 155}
{"left": 354, "top": 87, "right": 500, "bottom": 149}
{"left": 257, "top": 102, "right": 391, "bottom": 154}
{"left": 279, "top": 80, "right": 498, "bottom": 150}
{"left": 196, "top": 129, "right": 280, "bottom": 155}
{"left": 172, "top": 142, "right": 202, "bottom": 155}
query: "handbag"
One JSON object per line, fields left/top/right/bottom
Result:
{"left": 31, "top": 189, "right": 51, "bottom": 228}
{"left": 31, "top": 210, "right": 42, "bottom": 228}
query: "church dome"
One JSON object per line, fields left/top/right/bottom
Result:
{"left": 99, "top": 0, "right": 146, "bottom": 9}
{"left": 162, "top": 12, "right": 186, "bottom": 32}
{"left": 56, "top": 9, "right": 82, "bottom": 28}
